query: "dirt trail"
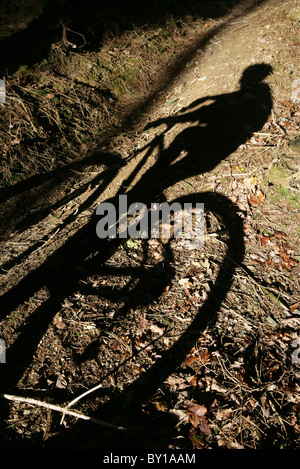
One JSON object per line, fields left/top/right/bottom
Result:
{"left": 163, "top": 0, "right": 284, "bottom": 105}
{"left": 107, "top": 0, "right": 298, "bottom": 196}
{"left": 145, "top": 0, "right": 296, "bottom": 136}
{"left": 0, "top": 0, "right": 299, "bottom": 450}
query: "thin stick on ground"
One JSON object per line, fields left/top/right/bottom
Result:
{"left": 0, "top": 393, "right": 125, "bottom": 431}
{"left": 66, "top": 383, "right": 104, "bottom": 409}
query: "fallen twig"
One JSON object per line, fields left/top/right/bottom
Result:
{"left": 0, "top": 393, "right": 125, "bottom": 431}
{"left": 66, "top": 383, "right": 104, "bottom": 409}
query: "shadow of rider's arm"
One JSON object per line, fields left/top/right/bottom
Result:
{"left": 144, "top": 95, "right": 216, "bottom": 131}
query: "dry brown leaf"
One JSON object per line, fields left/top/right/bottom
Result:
{"left": 53, "top": 313, "right": 66, "bottom": 329}
{"left": 186, "top": 402, "right": 207, "bottom": 427}
{"left": 55, "top": 374, "right": 67, "bottom": 389}
{"left": 137, "top": 315, "right": 149, "bottom": 335}
{"left": 169, "top": 408, "right": 187, "bottom": 422}
{"left": 249, "top": 189, "right": 265, "bottom": 205}
{"left": 185, "top": 355, "right": 199, "bottom": 365}
{"left": 281, "top": 255, "right": 298, "bottom": 270}
{"left": 152, "top": 395, "right": 168, "bottom": 412}
{"left": 243, "top": 176, "right": 258, "bottom": 188}
{"left": 215, "top": 408, "right": 234, "bottom": 421}
{"left": 178, "top": 277, "right": 192, "bottom": 289}
{"left": 258, "top": 234, "right": 271, "bottom": 245}
{"left": 281, "top": 251, "right": 291, "bottom": 261}
{"left": 200, "top": 349, "right": 210, "bottom": 364}
{"left": 151, "top": 251, "right": 165, "bottom": 262}
{"left": 198, "top": 416, "right": 212, "bottom": 437}
{"left": 166, "top": 374, "right": 187, "bottom": 388}
{"left": 149, "top": 323, "right": 164, "bottom": 336}
{"left": 188, "top": 375, "right": 198, "bottom": 387}
{"left": 186, "top": 349, "right": 210, "bottom": 364}
{"left": 273, "top": 230, "right": 287, "bottom": 239}
{"left": 282, "top": 317, "right": 300, "bottom": 329}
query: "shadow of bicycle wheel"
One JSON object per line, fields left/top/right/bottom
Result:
{"left": 43, "top": 190, "right": 245, "bottom": 449}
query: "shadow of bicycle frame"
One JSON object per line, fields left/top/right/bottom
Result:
{"left": 0, "top": 61, "right": 274, "bottom": 448}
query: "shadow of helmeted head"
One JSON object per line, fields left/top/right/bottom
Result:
{"left": 240, "top": 63, "right": 273, "bottom": 87}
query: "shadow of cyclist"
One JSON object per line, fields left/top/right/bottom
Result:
{"left": 0, "top": 64, "right": 273, "bottom": 449}
{"left": 65, "top": 64, "right": 273, "bottom": 448}
{"left": 131, "top": 63, "right": 273, "bottom": 200}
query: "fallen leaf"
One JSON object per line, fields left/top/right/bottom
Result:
{"left": 258, "top": 234, "right": 271, "bottom": 245}
{"left": 137, "top": 314, "right": 149, "bottom": 334}
{"left": 243, "top": 176, "right": 258, "bottom": 188}
{"left": 215, "top": 408, "right": 234, "bottom": 421}
{"left": 56, "top": 374, "right": 67, "bottom": 389}
{"left": 178, "top": 277, "right": 192, "bottom": 289}
{"left": 200, "top": 258, "right": 213, "bottom": 276}
{"left": 149, "top": 323, "right": 164, "bottom": 337}
{"left": 188, "top": 375, "right": 198, "bottom": 387}
{"left": 198, "top": 416, "right": 212, "bottom": 437}
{"left": 206, "top": 378, "right": 227, "bottom": 393}
{"left": 185, "top": 354, "right": 199, "bottom": 366}
{"left": 249, "top": 189, "right": 265, "bottom": 205}
{"left": 152, "top": 395, "right": 168, "bottom": 412}
{"left": 166, "top": 374, "right": 189, "bottom": 390}
{"left": 166, "top": 374, "right": 185, "bottom": 386}
{"left": 200, "top": 349, "right": 210, "bottom": 363}
{"left": 169, "top": 408, "right": 187, "bottom": 422}
{"left": 282, "top": 317, "right": 300, "bottom": 329}
{"left": 53, "top": 313, "right": 66, "bottom": 329}
{"left": 290, "top": 302, "right": 299, "bottom": 312}
{"left": 280, "top": 251, "right": 291, "bottom": 261}
{"left": 273, "top": 230, "right": 287, "bottom": 239}
{"left": 280, "top": 251, "right": 298, "bottom": 270}
{"left": 186, "top": 402, "right": 207, "bottom": 427}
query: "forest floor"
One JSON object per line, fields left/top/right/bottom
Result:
{"left": 0, "top": 0, "right": 299, "bottom": 450}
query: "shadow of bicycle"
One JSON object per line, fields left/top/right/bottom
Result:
{"left": 0, "top": 64, "right": 272, "bottom": 448}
